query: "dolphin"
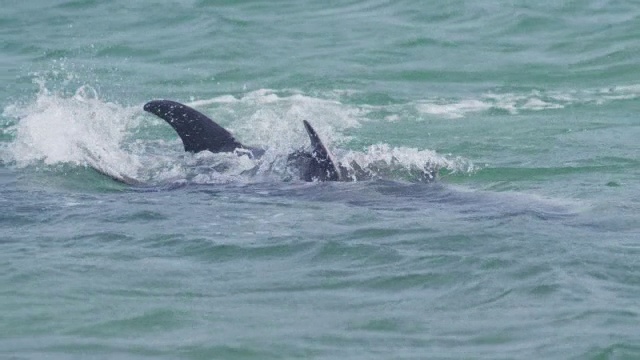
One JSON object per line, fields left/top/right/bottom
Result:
{"left": 138, "top": 99, "right": 440, "bottom": 183}
{"left": 143, "top": 99, "right": 348, "bottom": 182}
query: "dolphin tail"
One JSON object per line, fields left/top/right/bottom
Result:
{"left": 143, "top": 100, "right": 244, "bottom": 154}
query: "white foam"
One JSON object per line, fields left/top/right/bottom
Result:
{"left": 1, "top": 80, "right": 143, "bottom": 181}
{"left": 409, "top": 84, "right": 640, "bottom": 119}
{"left": 415, "top": 99, "right": 492, "bottom": 119}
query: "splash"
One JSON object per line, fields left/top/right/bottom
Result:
{"left": 185, "top": 89, "right": 363, "bottom": 151}
{"left": 339, "top": 144, "right": 475, "bottom": 182}
{"left": 1, "top": 80, "right": 144, "bottom": 182}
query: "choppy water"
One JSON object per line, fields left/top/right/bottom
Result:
{"left": 1, "top": 1, "right": 640, "bottom": 359}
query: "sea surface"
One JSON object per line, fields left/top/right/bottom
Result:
{"left": 1, "top": 1, "right": 640, "bottom": 359}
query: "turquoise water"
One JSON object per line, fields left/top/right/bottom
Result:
{"left": 2, "top": 1, "right": 640, "bottom": 359}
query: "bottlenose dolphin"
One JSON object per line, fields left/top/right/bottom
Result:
{"left": 143, "top": 99, "right": 347, "bottom": 182}
{"left": 85, "top": 99, "right": 436, "bottom": 184}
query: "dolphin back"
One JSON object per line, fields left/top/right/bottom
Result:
{"left": 143, "top": 100, "right": 243, "bottom": 154}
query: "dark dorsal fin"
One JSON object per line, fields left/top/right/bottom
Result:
{"left": 143, "top": 100, "right": 243, "bottom": 154}
{"left": 302, "top": 120, "right": 342, "bottom": 181}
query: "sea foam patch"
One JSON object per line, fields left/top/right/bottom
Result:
{"left": 409, "top": 84, "right": 640, "bottom": 119}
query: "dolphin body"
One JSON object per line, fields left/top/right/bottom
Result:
{"left": 143, "top": 99, "right": 348, "bottom": 182}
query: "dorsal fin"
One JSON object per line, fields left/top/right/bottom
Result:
{"left": 143, "top": 100, "right": 243, "bottom": 153}
{"left": 302, "top": 120, "right": 342, "bottom": 181}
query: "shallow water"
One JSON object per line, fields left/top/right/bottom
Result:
{"left": 1, "top": 1, "right": 640, "bottom": 359}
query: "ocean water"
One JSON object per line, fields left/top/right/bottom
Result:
{"left": 1, "top": 0, "right": 640, "bottom": 359}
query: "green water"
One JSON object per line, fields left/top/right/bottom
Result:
{"left": 1, "top": 1, "right": 639, "bottom": 359}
